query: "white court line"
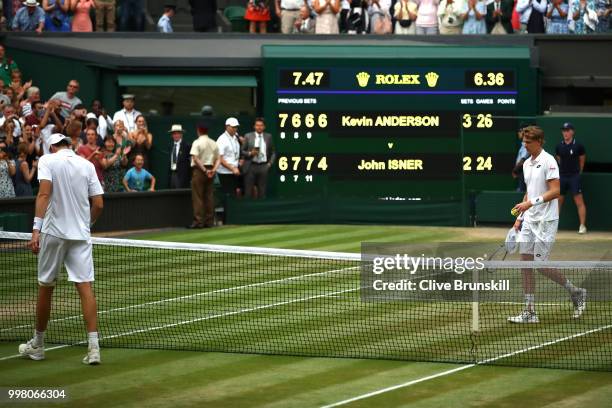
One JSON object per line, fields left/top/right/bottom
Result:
{"left": 320, "top": 323, "right": 612, "bottom": 408}
{"left": 0, "top": 344, "right": 74, "bottom": 361}
{"left": 1, "top": 265, "right": 360, "bottom": 334}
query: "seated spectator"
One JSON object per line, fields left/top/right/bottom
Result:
{"left": 293, "top": 5, "right": 316, "bottom": 32}
{"left": 14, "top": 142, "right": 37, "bottom": 197}
{"left": 346, "top": 0, "right": 369, "bottom": 33}
{"left": 245, "top": 0, "right": 270, "bottom": 34}
{"left": 96, "top": 0, "right": 116, "bottom": 32}
{"left": 77, "top": 128, "right": 104, "bottom": 183}
{"left": 394, "top": 0, "right": 418, "bottom": 34}
{"left": 313, "top": 0, "right": 340, "bottom": 33}
{"left": 123, "top": 154, "right": 155, "bottom": 192}
{"left": 128, "top": 115, "right": 152, "bottom": 169}
{"left": 0, "top": 146, "right": 15, "bottom": 198}
{"left": 13, "top": 0, "right": 45, "bottom": 32}
{"left": 42, "top": 0, "right": 71, "bottom": 32}
{"left": 516, "top": 0, "right": 546, "bottom": 33}
{"left": 438, "top": 0, "right": 465, "bottom": 33}
{"left": 416, "top": 0, "right": 440, "bottom": 34}
{"left": 462, "top": 0, "right": 486, "bottom": 34}
{"left": 50, "top": 79, "right": 82, "bottom": 119}
{"left": 157, "top": 3, "right": 176, "bottom": 33}
{"left": 101, "top": 136, "right": 128, "bottom": 192}
{"left": 486, "top": 0, "right": 513, "bottom": 33}
{"left": 569, "top": 0, "right": 597, "bottom": 33}
{"left": 546, "top": 0, "right": 569, "bottom": 33}
{"left": 369, "top": 0, "right": 392, "bottom": 34}
{"left": 0, "top": 45, "right": 19, "bottom": 87}
{"left": 71, "top": 0, "right": 95, "bottom": 32}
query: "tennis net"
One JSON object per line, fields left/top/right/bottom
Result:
{"left": 1, "top": 231, "right": 611, "bottom": 371}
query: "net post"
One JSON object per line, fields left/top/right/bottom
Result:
{"left": 471, "top": 267, "right": 479, "bottom": 333}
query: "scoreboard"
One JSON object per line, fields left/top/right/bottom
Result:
{"left": 262, "top": 45, "right": 538, "bottom": 205}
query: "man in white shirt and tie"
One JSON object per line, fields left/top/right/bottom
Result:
{"left": 168, "top": 124, "right": 191, "bottom": 189}
{"left": 241, "top": 118, "right": 276, "bottom": 199}
{"left": 216, "top": 117, "right": 242, "bottom": 198}
{"left": 112, "top": 94, "right": 142, "bottom": 133}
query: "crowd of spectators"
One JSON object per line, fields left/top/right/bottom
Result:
{"left": 0, "top": 46, "right": 157, "bottom": 198}
{"left": 0, "top": 0, "right": 609, "bottom": 34}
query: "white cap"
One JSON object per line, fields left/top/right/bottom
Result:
{"left": 48, "top": 133, "right": 72, "bottom": 146}
{"left": 505, "top": 227, "right": 518, "bottom": 254}
{"left": 24, "top": 0, "right": 40, "bottom": 6}
{"left": 122, "top": 94, "right": 136, "bottom": 100}
{"left": 86, "top": 112, "right": 98, "bottom": 121}
{"left": 225, "top": 117, "right": 239, "bottom": 127}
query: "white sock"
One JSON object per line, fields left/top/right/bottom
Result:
{"left": 33, "top": 330, "right": 44, "bottom": 347}
{"left": 88, "top": 332, "right": 99, "bottom": 349}
{"left": 524, "top": 294, "right": 535, "bottom": 312}
{"left": 564, "top": 279, "right": 578, "bottom": 293}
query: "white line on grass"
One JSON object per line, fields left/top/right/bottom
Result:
{"left": 1, "top": 265, "right": 360, "bottom": 334}
{"left": 320, "top": 323, "right": 612, "bottom": 408}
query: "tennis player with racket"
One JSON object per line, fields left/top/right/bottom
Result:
{"left": 508, "top": 126, "right": 586, "bottom": 323}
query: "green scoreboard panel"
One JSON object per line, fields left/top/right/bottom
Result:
{"left": 263, "top": 45, "right": 538, "bottom": 205}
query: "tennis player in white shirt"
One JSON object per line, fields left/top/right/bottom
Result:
{"left": 19, "top": 133, "right": 105, "bottom": 365}
{"left": 509, "top": 126, "right": 586, "bottom": 324}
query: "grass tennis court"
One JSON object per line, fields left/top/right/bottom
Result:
{"left": 2, "top": 225, "right": 612, "bottom": 407}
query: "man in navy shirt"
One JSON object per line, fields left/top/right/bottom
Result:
{"left": 555, "top": 122, "right": 587, "bottom": 234}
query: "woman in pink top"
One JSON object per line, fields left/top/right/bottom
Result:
{"left": 415, "top": 0, "right": 439, "bottom": 34}
{"left": 71, "top": 0, "right": 97, "bottom": 32}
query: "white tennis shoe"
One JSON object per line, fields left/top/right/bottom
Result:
{"left": 571, "top": 288, "right": 587, "bottom": 319}
{"left": 508, "top": 310, "right": 539, "bottom": 324}
{"left": 18, "top": 339, "right": 45, "bottom": 361}
{"left": 82, "top": 346, "right": 101, "bottom": 365}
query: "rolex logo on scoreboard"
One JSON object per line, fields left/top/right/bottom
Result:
{"left": 425, "top": 72, "right": 439, "bottom": 88}
{"left": 356, "top": 72, "right": 371, "bottom": 88}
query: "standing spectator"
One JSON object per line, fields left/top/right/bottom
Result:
{"left": 555, "top": 122, "right": 587, "bottom": 234}
{"left": 415, "top": 0, "right": 440, "bottom": 33}
{"left": 128, "top": 114, "right": 152, "bottom": 169}
{"left": 168, "top": 124, "right": 191, "bottom": 189}
{"left": 189, "top": 124, "right": 219, "bottom": 229}
{"left": 101, "top": 135, "right": 127, "bottom": 192}
{"left": 77, "top": 128, "right": 104, "bottom": 183}
{"left": 275, "top": 0, "right": 302, "bottom": 33}
{"left": 346, "top": 0, "right": 369, "bottom": 33}
{"left": 569, "top": 0, "right": 597, "bottom": 33}
{"left": 246, "top": 0, "right": 270, "bottom": 33}
{"left": 123, "top": 154, "right": 155, "bottom": 192}
{"left": 313, "top": 0, "right": 340, "bottom": 33}
{"left": 516, "top": 0, "right": 546, "bottom": 33}
{"left": 546, "top": 0, "right": 569, "bottom": 33}
{"left": 241, "top": 118, "right": 275, "bottom": 199}
{"left": 50, "top": 80, "right": 82, "bottom": 119}
{"left": 486, "top": 0, "right": 513, "bottom": 33}
{"left": 14, "top": 142, "right": 36, "bottom": 196}
{"left": 112, "top": 94, "right": 141, "bottom": 133}
{"left": 293, "top": 5, "right": 316, "bottom": 32}
{"left": 0, "top": 145, "right": 15, "bottom": 198}
{"left": 12, "top": 0, "right": 44, "bottom": 32}
{"left": 461, "top": 0, "right": 486, "bottom": 33}
{"left": 512, "top": 125, "right": 529, "bottom": 192}
{"left": 595, "top": 0, "right": 611, "bottom": 32}
{"left": 82, "top": 113, "right": 104, "bottom": 147}
{"left": 369, "top": 0, "right": 392, "bottom": 34}
{"left": 65, "top": 119, "right": 83, "bottom": 152}
{"left": 95, "top": 0, "right": 115, "bottom": 31}
{"left": 71, "top": 0, "right": 96, "bottom": 32}
{"left": 394, "top": 0, "right": 418, "bottom": 34}
{"left": 91, "top": 100, "right": 112, "bottom": 138}
{"left": 217, "top": 117, "right": 242, "bottom": 198}
{"left": 118, "top": 0, "right": 144, "bottom": 31}
{"left": 112, "top": 119, "right": 132, "bottom": 153}
{"left": 157, "top": 2, "right": 175, "bottom": 33}
{"left": 20, "top": 86, "right": 39, "bottom": 120}
{"left": 42, "top": 0, "right": 70, "bottom": 31}
{"left": 0, "top": 45, "right": 19, "bottom": 87}
{"left": 511, "top": 0, "right": 520, "bottom": 30}
{"left": 189, "top": 0, "right": 217, "bottom": 32}
{"left": 438, "top": 0, "right": 465, "bottom": 33}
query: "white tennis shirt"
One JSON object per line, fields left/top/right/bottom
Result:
{"left": 37, "top": 148, "right": 104, "bottom": 240}
{"left": 522, "top": 149, "right": 559, "bottom": 223}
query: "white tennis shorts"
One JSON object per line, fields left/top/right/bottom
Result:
{"left": 517, "top": 219, "right": 558, "bottom": 261}
{"left": 38, "top": 233, "right": 94, "bottom": 286}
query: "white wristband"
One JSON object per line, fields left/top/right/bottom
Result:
{"left": 33, "top": 217, "right": 43, "bottom": 231}
{"left": 530, "top": 195, "right": 544, "bottom": 206}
